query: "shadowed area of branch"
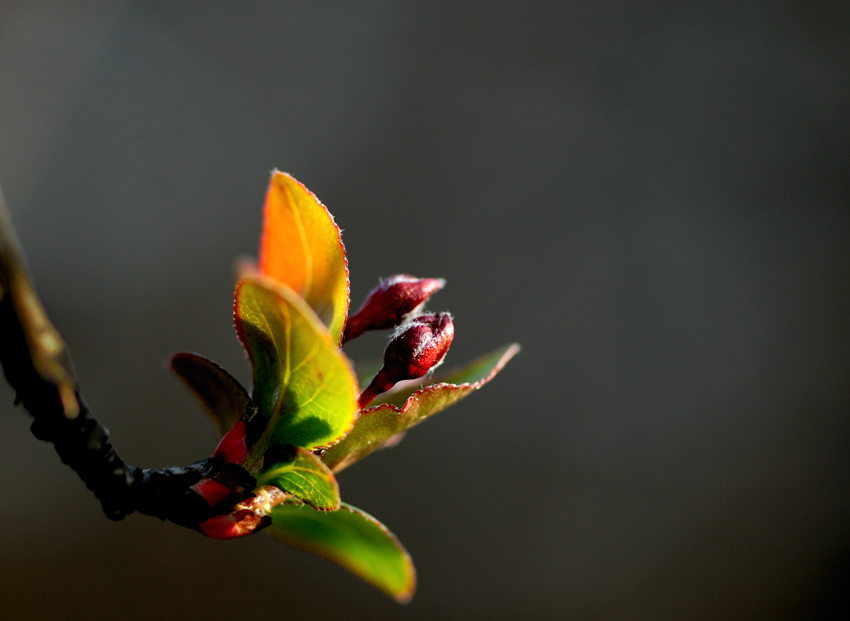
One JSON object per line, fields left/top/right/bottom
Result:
{"left": 0, "top": 185, "right": 253, "bottom": 528}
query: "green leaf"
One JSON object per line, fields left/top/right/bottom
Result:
{"left": 267, "top": 502, "right": 415, "bottom": 603}
{"left": 234, "top": 275, "right": 358, "bottom": 460}
{"left": 257, "top": 446, "right": 340, "bottom": 510}
{"left": 323, "top": 343, "right": 520, "bottom": 472}
{"left": 169, "top": 352, "right": 249, "bottom": 437}
{"left": 258, "top": 171, "right": 350, "bottom": 344}
{"left": 375, "top": 343, "right": 520, "bottom": 408}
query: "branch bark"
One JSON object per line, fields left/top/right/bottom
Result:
{"left": 0, "top": 185, "right": 254, "bottom": 529}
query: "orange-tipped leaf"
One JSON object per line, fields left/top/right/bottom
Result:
{"left": 258, "top": 171, "right": 349, "bottom": 344}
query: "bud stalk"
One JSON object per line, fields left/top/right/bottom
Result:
{"left": 358, "top": 313, "right": 454, "bottom": 408}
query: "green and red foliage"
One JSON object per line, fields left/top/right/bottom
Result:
{"left": 169, "top": 171, "right": 518, "bottom": 601}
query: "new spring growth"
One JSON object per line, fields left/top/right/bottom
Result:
{"left": 358, "top": 313, "right": 454, "bottom": 408}
{"left": 197, "top": 486, "right": 287, "bottom": 540}
{"left": 0, "top": 169, "right": 517, "bottom": 602}
{"left": 190, "top": 420, "right": 250, "bottom": 508}
{"left": 343, "top": 275, "right": 445, "bottom": 343}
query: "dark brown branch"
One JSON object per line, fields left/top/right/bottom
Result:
{"left": 0, "top": 186, "right": 254, "bottom": 529}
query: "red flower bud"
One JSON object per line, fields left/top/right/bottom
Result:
{"left": 344, "top": 275, "right": 445, "bottom": 343}
{"left": 358, "top": 313, "right": 454, "bottom": 408}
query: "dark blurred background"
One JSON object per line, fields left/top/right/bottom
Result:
{"left": 1, "top": 2, "right": 849, "bottom": 619}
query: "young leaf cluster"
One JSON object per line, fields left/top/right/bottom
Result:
{"left": 171, "top": 171, "right": 518, "bottom": 601}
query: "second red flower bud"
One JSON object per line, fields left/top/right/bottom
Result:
{"left": 358, "top": 313, "right": 454, "bottom": 408}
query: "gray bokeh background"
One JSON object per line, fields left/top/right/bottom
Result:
{"left": 1, "top": 2, "right": 849, "bottom": 619}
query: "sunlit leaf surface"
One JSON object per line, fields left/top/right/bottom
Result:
{"left": 323, "top": 343, "right": 520, "bottom": 472}
{"left": 268, "top": 502, "right": 415, "bottom": 602}
{"left": 258, "top": 446, "right": 339, "bottom": 510}
{"left": 258, "top": 171, "right": 349, "bottom": 344}
{"left": 234, "top": 276, "right": 358, "bottom": 460}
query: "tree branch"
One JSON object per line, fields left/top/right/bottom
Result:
{"left": 0, "top": 185, "right": 254, "bottom": 529}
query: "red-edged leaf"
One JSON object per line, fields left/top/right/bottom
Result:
{"left": 258, "top": 171, "right": 349, "bottom": 344}
{"left": 170, "top": 352, "right": 249, "bottom": 437}
{"left": 234, "top": 275, "right": 358, "bottom": 461}
{"left": 267, "top": 502, "right": 416, "bottom": 603}
{"left": 322, "top": 343, "right": 520, "bottom": 472}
